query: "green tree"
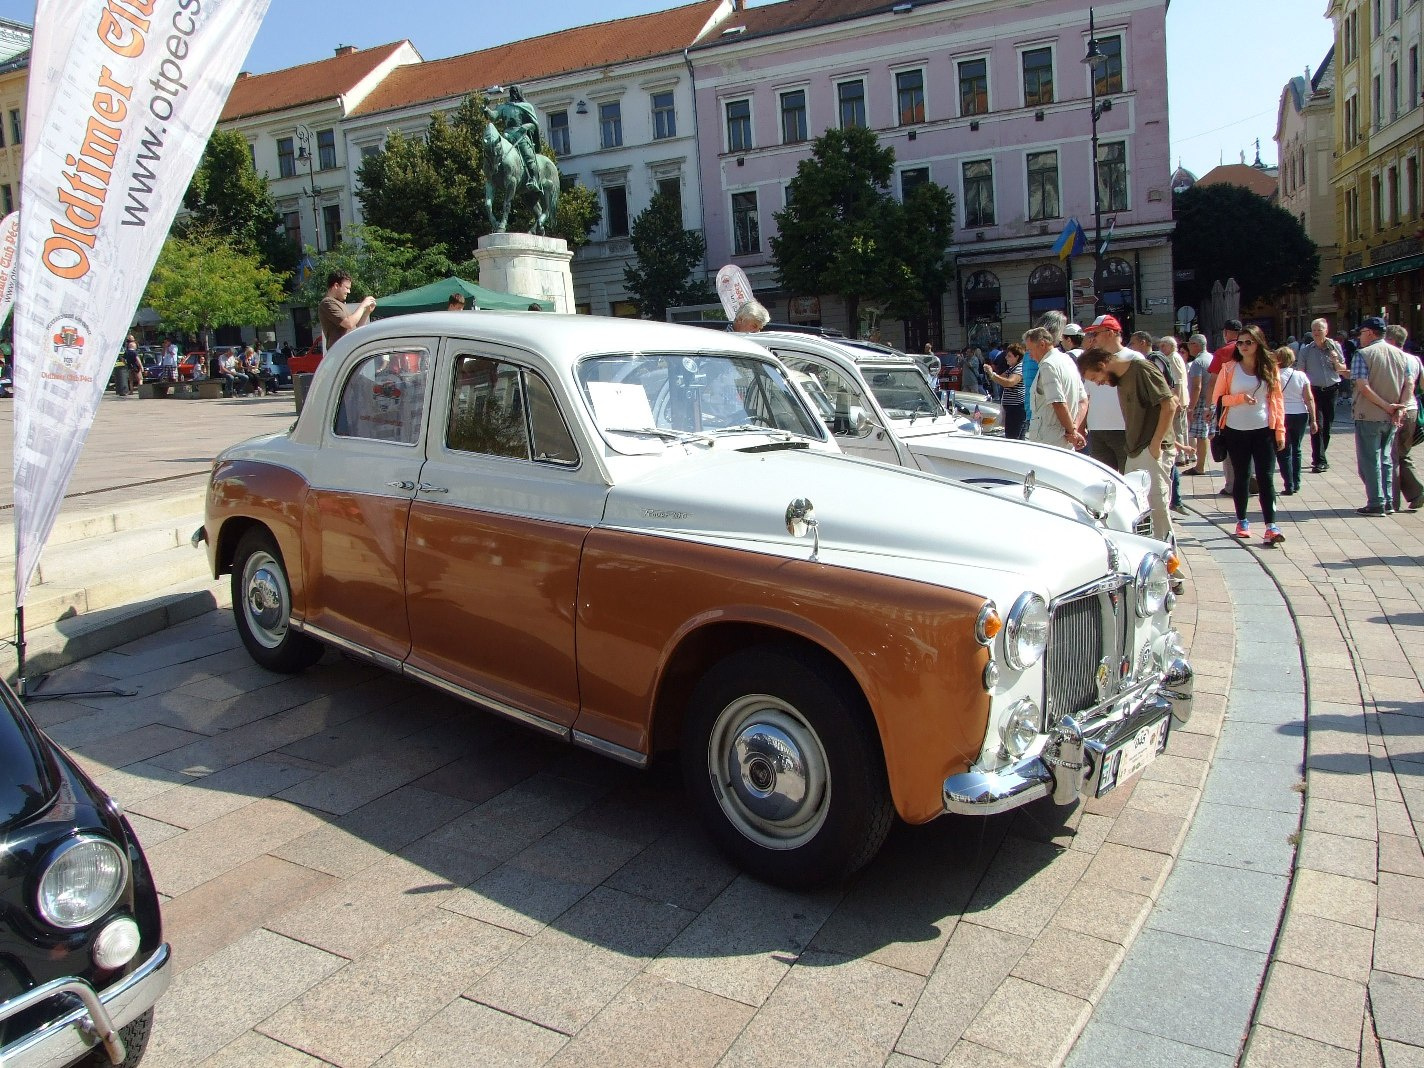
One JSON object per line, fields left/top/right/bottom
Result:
{"left": 622, "top": 192, "right": 713, "bottom": 319}
{"left": 291, "top": 224, "right": 476, "bottom": 310}
{"left": 771, "top": 126, "right": 897, "bottom": 331}
{"left": 549, "top": 179, "right": 601, "bottom": 250}
{"left": 183, "top": 129, "right": 295, "bottom": 275}
{"left": 1172, "top": 184, "right": 1319, "bottom": 308}
{"left": 142, "top": 230, "right": 288, "bottom": 348}
{"left": 881, "top": 182, "right": 956, "bottom": 323}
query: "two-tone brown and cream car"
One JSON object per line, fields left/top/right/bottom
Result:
{"left": 198, "top": 314, "right": 1193, "bottom": 885}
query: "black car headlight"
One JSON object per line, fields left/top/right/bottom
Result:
{"left": 37, "top": 835, "right": 128, "bottom": 929}
{"left": 1135, "top": 553, "right": 1170, "bottom": 617}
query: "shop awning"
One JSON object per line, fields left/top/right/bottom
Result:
{"left": 1330, "top": 252, "right": 1424, "bottom": 286}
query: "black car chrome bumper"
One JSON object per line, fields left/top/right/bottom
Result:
{"left": 0, "top": 942, "right": 171, "bottom": 1068}
{"left": 943, "top": 644, "right": 1193, "bottom": 816}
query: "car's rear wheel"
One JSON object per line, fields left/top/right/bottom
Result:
{"left": 77, "top": 1007, "right": 152, "bottom": 1068}
{"left": 681, "top": 646, "right": 893, "bottom": 887}
{"left": 232, "top": 528, "right": 323, "bottom": 673}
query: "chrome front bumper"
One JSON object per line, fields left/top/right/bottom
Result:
{"left": 943, "top": 644, "right": 1193, "bottom": 816}
{"left": 0, "top": 943, "right": 172, "bottom": 1068}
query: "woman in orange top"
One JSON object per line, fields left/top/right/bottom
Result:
{"left": 1211, "top": 325, "right": 1287, "bottom": 544}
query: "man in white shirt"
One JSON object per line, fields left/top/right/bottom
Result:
{"left": 1025, "top": 326, "right": 1087, "bottom": 450}
{"left": 1080, "top": 315, "right": 1130, "bottom": 472}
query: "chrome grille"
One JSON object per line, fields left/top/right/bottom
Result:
{"left": 1045, "top": 592, "right": 1103, "bottom": 721}
{"left": 1134, "top": 511, "right": 1152, "bottom": 536}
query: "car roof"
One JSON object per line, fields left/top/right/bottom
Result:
{"left": 755, "top": 331, "right": 920, "bottom": 369}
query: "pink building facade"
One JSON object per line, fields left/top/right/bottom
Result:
{"left": 688, "top": 0, "right": 1176, "bottom": 350}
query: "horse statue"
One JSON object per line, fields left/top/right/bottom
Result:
{"left": 481, "top": 87, "right": 561, "bottom": 235}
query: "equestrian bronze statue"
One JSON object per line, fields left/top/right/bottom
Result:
{"left": 482, "top": 86, "right": 561, "bottom": 235}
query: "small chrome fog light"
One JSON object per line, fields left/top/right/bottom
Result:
{"left": 982, "top": 660, "right": 1000, "bottom": 692}
{"left": 999, "top": 698, "right": 1043, "bottom": 759}
{"left": 92, "top": 916, "right": 141, "bottom": 969}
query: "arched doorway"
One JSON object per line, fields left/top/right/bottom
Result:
{"left": 1099, "top": 257, "right": 1135, "bottom": 333}
{"left": 1028, "top": 263, "right": 1068, "bottom": 321}
{"left": 963, "top": 269, "right": 1002, "bottom": 350}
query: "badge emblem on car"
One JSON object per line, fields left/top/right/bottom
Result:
{"left": 1095, "top": 658, "right": 1114, "bottom": 702}
{"left": 1023, "top": 469, "right": 1036, "bottom": 500}
{"left": 1106, "top": 540, "right": 1121, "bottom": 572}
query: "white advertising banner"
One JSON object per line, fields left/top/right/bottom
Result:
{"left": 13, "top": 0, "right": 270, "bottom": 607}
{"left": 0, "top": 213, "right": 18, "bottom": 328}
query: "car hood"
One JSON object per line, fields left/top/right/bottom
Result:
{"left": 601, "top": 448, "right": 1116, "bottom": 595}
{"left": 0, "top": 691, "right": 58, "bottom": 831}
{"left": 903, "top": 432, "right": 1140, "bottom": 502}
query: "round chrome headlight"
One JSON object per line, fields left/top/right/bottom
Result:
{"left": 999, "top": 698, "right": 1043, "bottom": 759}
{"left": 1081, "top": 479, "right": 1118, "bottom": 520}
{"left": 37, "top": 835, "right": 127, "bottom": 929}
{"left": 1135, "top": 553, "right": 1170, "bottom": 617}
{"left": 1004, "top": 592, "right": 1050, "bottom": 670}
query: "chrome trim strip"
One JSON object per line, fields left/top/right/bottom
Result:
{"left": 400, "top": 665, "right": 570, "bottom": 741}
{"left": 0, "top": 943, "right": 171, "bottom": 1068}
{"left": 572, "top": 730, "right": 649, "bottom": 768}
{"left": 290, "top": 621, "right": 404, "bottom": 673}
{"left": 1049, "top": 573, "right": 1128, "bottom": 610}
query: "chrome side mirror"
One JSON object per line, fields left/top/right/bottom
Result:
{"left": 847, "top": 406, "right": 872, "bottom": 437}
{"left": 785, "top": 497, "right": 820, "bottom": 561}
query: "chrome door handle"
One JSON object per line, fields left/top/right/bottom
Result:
{"left": 418, "top": 483, "right": 449, "bottom": 494}
{"left": 385, "top": 480, "right": 416, "bottom": 491}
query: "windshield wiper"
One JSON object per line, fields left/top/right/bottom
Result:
{"left": 708, "top": 423, "right": 795, "bottom": 439}
{"left": 604, "top": 426, "right": 711, "bottom": 444}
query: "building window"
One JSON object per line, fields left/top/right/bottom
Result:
{"left": 1372, "top": 172, "right": 1383, "bottom": 230}
{"left": 732, "top": 191, "right": 760, "bottom": 255}
{"left": 1374, "top": 74, "right": 1382, "bottom": 129}
{"left": 1, "top": 184, "right": 11, "bottom": 215}
{"left": 322, "top": 204, "right": 342, "bottom": 249}
{"left": 657, "top": 177, "right": 682, "bottom": 221}
{"left": 963, "top": 160, "right": 995, "bottom": 226}
{"left": 283, "top": 210, "right": 301, "bottom": 252}
{"left": 896, "top": 69, "right": 925, "bottom": 125}
{"left": 548, "top": 110, "right": 570, "bottom": 156}
{"left": 726, "top": 99, "right": 752, "bottom": 152}
{"left": 1094, "top": 35, "right": 1124, "bottom": 95}
{"left": 1389, "top": 164, "right": 1400, "bottom": 223}
{"left": 1393, "top": 0, "right": 1401, "bottom": 20}
{"left": 277, "top": 137, "right": 295, "bottom": 178}
{"left": 599, "top": 101, "right": 623, "bottom": 149}
{"left": 652, "top": 91, "right": 676, "bottom": 140}
{"left": 1097, "top": 141, "right": 1128, "bottom": 211}
{"left": 605, "top": 185, "right": 629, "bottom": 237}
{"left": 1411, "top": 46, "right": 1419, "bottom": 109}
{"left": 1391, "top": 60, "right": 1400, "bottom": 121}
{"left": 317, "top": 129, "right": 336, "bottom": 170}
{"left": 838, "top": 79, "right": 866, "bottom": 129}
{"left": 781, "top": 89, "right": 807, "bottom": 143}
{"left": 958, "top": 58, "right": 988, "bottom": 116}
{"left": 1027, "top": 150, "right": 1060, "bottom": 221}
{"left": 1409, "top": 157, "right": 1419, "bottom": 217}
{"left": 248, "top": 142, "right": 256, "bottom": 169}
{"left": 1022, "top": 47, "right": 1054, "bottom": 107}
{"left": 900, "top": 167, "right": 929, "bottom": 199}
{"left": 1345, "top": 95, "right": 1359, "bottom": 147}
{"left": 7, "top": 109, "right": 18, "bottom": 145}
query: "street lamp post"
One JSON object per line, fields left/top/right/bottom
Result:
{"left": 294, "top": 124, "right": 323, "bottom": 254}
{"left": 1082, "top": 9, "right": 1111, "bottom": 316}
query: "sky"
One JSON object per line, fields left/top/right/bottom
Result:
{"left": 0, "top": 0, "right": 1334, "bottom": 181}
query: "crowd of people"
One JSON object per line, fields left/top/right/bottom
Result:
{"left": 942, "top": 311, "right": 1422, "bottom": 547}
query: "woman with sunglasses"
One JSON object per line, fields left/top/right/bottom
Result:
{"left": 1212, "top": 325, "right": 1286, "bottom": 543}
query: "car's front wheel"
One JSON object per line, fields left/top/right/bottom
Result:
{"left": 681, "top": 646, "right": 893, "bottom": 887}
{"left": 231, "top": 528, "right": 323, "bottom": 673}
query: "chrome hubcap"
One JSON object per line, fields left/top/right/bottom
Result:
{"left": 242, "top": 552, "right": 288, "bottom": 649}
{"left": 709, "top": 695, "right": 829, "bottom": 849}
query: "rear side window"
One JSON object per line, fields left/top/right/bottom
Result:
{"left": 332, "top": 349, "right": 432, "bottom": 445}
{"left": 447, "top": 354, "right": 579, "bottom": 465}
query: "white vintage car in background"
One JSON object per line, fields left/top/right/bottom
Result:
{"left": 199, "top": 314, "right": 1192, "bottom": 886}
{"left": 752, "top": 331, "right": 1154, "bottom": 537}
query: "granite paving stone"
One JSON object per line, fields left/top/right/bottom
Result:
{"left": 962, "top": 976, "right": 1090, "bottom": 1067}
{"left": 125, "top": 812, "right": 185, "bottom": 850}
{"left": 1379, "top": 832, "right": 1424, "bottom": 877}
{"left": 1273, "top": 913, "right": 1375, "bottom": 983}
{"left": 937, "top": 1043, "right": 1023, "bottom": 1068}
{"left": 201, "top": 1032, "right": 330, "bottom": 1067}
{"left": 1065, "top": 1019, "right": 1233, "bottom": 1068}
{"left": 602, "top": 822, "right": 740, "bottom": 913}
{"left": 1379, "top": 1041, "right": 1424, "bottom": 1068}
{"left": 1298, "top": 829, "right": 1379, "bottom": 881}
{"left": 1304, "top": 797, "right": 1379, "bottom": 841}
{"left": 1008, "top": 925, "right": 1123, "bottom": 1002}
{"left": 1145, "top": 859, "right": 1288, "bottom": 953}
{"left": 1291, "top": 869, "right": 1379, "bottom": 929}
{"left": 1078, "top": 841, "right": 1172, "bottom": 896}
{"left": 1378, "top": 871, "right": 1424, "bottom": 924}
{"left": 1374, "top": 916, "right": 1424, "bottom": 979}
{"left": 129, "top": 755, "right": 323, "bottom": 830}
{"left": 1052, "top": 881, "right": 1153, "bottom": 946}
{"left": 1239, "top": 1026, "right": 1359, "bottom": 1068}
{"left": 1178, "top": 800, "right": 1300, "bottom": 876}
{"left": 1200, "top": 755, "right": 1302, "bottom": 813}
{"left": 1369, "top": 970, "right": 1424, "bottom": 1047}
{"left": 1254, "top": 961, "right": 1366, "bottom": 1051}
{"left": 963, "top": 838, "right": 1091, "bottom": 939}
{"left": 144, "top": 797, "right": 324, "bottom": 897}
{"left": 374, "top": 998, "right": 567, "bottom": 1068}
{"left": 1102, "top": 806, "right": 1190, "bottom": 855}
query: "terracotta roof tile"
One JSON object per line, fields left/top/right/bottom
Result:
{"left": 693, "top": 0, "right": 949, "bottom": 46}
{"left": 350, "top": 0, "right": 725, "bottom": 118}
{"left": 222, "top": 41, "right": 412, "bottom": 122}
{"left": 1196, "top": 164, "right": 1279, "bottom": 199}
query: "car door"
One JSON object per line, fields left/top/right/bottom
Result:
{"left": 770, "top": 347, "right": 907, "bottom": 466}
{"left": 302, "top": 341, "right": 436, "bottom": 666}
{"left": 403, "top": 341, "right": 607, "bottom": 730}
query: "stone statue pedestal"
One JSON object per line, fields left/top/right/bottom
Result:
{"left": 475, "top": 233, "right": 576, "bottom": 313}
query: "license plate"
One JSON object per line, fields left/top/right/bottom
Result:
{"left": 1095, "top": 715, "right": 1171, "bottom": 797}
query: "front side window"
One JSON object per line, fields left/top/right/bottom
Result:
{"left": 1027, "top": 150, "right": 1060, "bottom": 221}
{"left": 1097, "top": 141, "right": 1128, "bottom": 212}
{"left": 896, "top": 69, "right": 925, "bottom": 125}
{"left": 277, "top": 137, "right": 295, "bottom": 179}
{"left": 838, "top": 80, "right": 866, "bottom": 129}
{"left": 652, "top": 91, "right": 676, "bottom": 140}
{"left": 963, "top": 159, "right": 995, "bottom": 226}
{"left": 605, "top": 185, "right": 629, "bottom": 238}
{"left": 317, "top": 129, "right": 336, "bottom": 170}
{"left": 958, "top": 58, "right": 988, "bottom": 116}
{"left": 333, "top": 349, "right": 432, "bottom": 445}
{"left": 599, "top": 101, "right": 623, "bottom": 148}
{"left": 548, "top": 110, "right": 570, "bottom": 156}
{"left": 732, "top": 190, "right": 760, "bottom": 255}
{"left": 781, "top": 90, "right": 807, "bottom": 143}
{"left": 1094, "top": 36, "right": 1124, "bottom": 95}
{"left": 726, "top": 99, "right": 752, "bottom": 152}
{"left": 1023, "top": 47, "right": 1054, "bottom": 107}
{"left": 775, "top": 352, "right": 872, "bottom": 436}
{"left": 447, "top": 355, "right": 578, "bottom": 464}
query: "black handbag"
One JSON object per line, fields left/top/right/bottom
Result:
{"left": 1210, "top": 399, "right": 1228, "bottom": 462}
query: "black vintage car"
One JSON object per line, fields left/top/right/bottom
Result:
{"left": 0, "top": 679, "right": 169, "bottom": 1067}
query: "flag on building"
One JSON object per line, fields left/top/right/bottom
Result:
{"left": 1053, "top": 218, "right": 1087, "bottom": 260}
{"left": 1099, "top": 217, "right": 1116, "bottom": 258}
{"left": 12, "top": 0, "right": 270, "bottom": 609}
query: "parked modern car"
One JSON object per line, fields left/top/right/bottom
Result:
{"left": 0, "top": 678, "right": 169, "bottom": 1066}
{"left": 197, "top": 313, "right": 1192, "bottom": 885}
{"left": 752, "top": 331, "right": 1154, "bottom": 537}
{"left": 256, "top": 351, "right": 292, "bottom": 391}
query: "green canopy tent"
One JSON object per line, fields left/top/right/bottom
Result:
{"left": 369, "top": 276, "right": 553, "bottom": 318}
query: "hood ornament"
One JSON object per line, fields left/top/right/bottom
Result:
{"left": 785, "top": 497, "right": 820, "bottom": 561}
{"left": 1106, "top": 539, "right": 1121, "bottom": 572}
{"left": 1023, "top": 469, "right": 1037, "bottom": 501}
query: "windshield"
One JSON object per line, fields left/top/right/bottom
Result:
{"left": 861, "top": 366, "right": 946, "bottom": 420}
{"left": 578, "top": 351, "right": 827, "bottom": 450}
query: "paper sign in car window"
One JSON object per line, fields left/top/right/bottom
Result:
{"left": 587, "top": 381, "right": 656, "bottom": 429}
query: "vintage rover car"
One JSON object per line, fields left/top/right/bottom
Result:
{"left": 199, "top": 314, "right": 1193, "bottom": 885}
{"left": 0, "top": 679, "right": 169, "bottom": 1067}
{"left": 752, "top": 331, "right": 1154, "bottom": 536}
